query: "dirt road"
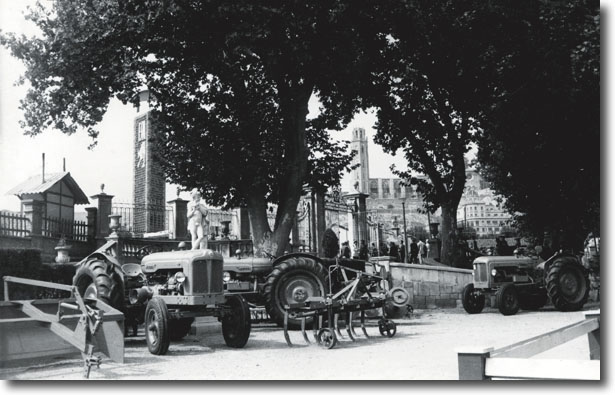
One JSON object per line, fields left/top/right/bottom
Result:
{"left": 1, "top": 304, "right": 599, "bottom": 380}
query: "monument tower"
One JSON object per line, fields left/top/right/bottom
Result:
{"left": 349, "top": 127, "right": 370, "bottom": 193}
{"left": 133, "top": 90, "right": 166, "bottom": 233}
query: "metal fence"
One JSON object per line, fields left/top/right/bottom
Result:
{"left": 41, "top": 216, "right": 89, "bottom": 241}
{"left": 112, "top": 202, "right": 174, "bottom": 235}
{"left": 0, "top": 211, "right": 31, "bottom": 238}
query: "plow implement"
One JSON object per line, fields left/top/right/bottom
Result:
{"left": 1, "top": 276, "right": 124, "bottom": 378}
{"left": 283, "top": 263, "right": 407, "bottom": 349}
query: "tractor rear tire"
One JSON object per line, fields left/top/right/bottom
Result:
{"left": 169, "top": 318, "right": 194, "bottom": 341}
{"left": 145, "top": 297, "right": 170, "bottom": 355}
{"left": 73, "top": 258, "right": 124, "bottom": 311}
{"left": 546, "top": 257, "right": 590, "bottom": 311}
{"left": 221, "top": 295, "right": 251, "bottom": 348}
{"left": 462, "top": 283, "right": 485, "bottom": 314}
{"left": 496, "top": 283, "right": 520, "bottom": 316}
{"left": 264, "top": 255, "right": 327, "bottom": 329}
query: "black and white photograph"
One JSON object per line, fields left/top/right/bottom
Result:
{"left": 0, "top": 0, "right": 605, "bottom": 385}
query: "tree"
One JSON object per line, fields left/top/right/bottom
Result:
{"left": 360, "top": 0, "right": 518, "bottom": 266}
{"left": 475, "top": 0, "right": 600, "bottom": 251}
{"left": 2, "top": 0, "right": 381, "bottom": 255}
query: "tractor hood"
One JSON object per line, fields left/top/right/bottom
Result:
{"left": 141, "top": 249, "right": 223, "bottom": 272}
{"left": 473, "top": 255, "right": 539, "bottom": 269}
{"left": 223, "top": 256, "right": 272, "bottom": 274}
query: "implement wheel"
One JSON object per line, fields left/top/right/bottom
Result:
{"left": 264, "top": 255, "right": 327, "bottom": 329}
{"left": 378, "top": 319, "right": 397, "bottom": 337}
{"left": 462, "top": 283, "right": 485, "bottom": 314}
{"left": 496, "top": 284, "right": 520, "bottom": 316}
{"left": 145, "top": 297, "right": 170, "bottom": 355}
{"left": 222, "top": 295, "right": 251, "bottom": 348}
{"left": 317, "top": 328, "right": 338, "bottom": 349}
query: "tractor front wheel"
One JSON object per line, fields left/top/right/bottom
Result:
{"left": 221, "top": 295, "right": 251, "bottom": 348}
{"left": 145, "top": 297, "right": 170, "bottom": 355}
{"left": 462, "top": 283, "right": 485, "bottom": 314}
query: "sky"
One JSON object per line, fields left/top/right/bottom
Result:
{"left": 0, "top": 0, "right": 410, "bottom": 213}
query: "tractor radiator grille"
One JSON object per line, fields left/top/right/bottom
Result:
{"left": 191, "top": 259, "right": 224, "bottom": 294}
{"left": 474, "top": 262, "right": 488, "bottom": 283}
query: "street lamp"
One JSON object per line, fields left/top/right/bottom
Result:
{"left": 401, "top": 201, "right": 408, "bottom": 263}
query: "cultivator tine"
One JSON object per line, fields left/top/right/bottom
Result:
{"left": 334, "top": 313, "right": 345, "bottom": 339}
{"left": 300, "top": 317, "right": 311, "bottom": 344}
{"left": 283, "top": 310, "right": 293, "bottom": 347}
{"left": 313, "top": 314, "right": 323, "bottom": 343}
{"left": 348, "top": 312, "right": 360, "bottom": 338}
{"left": 360, "top": 310, "right": 370, "bottom": 338}
{"left": 345, "top": 312, "right": 355, "bottom": 341}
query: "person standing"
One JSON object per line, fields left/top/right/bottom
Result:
{"left": 409, "top": 237, "right": 419, "bottom": 263}
{"left": 399, "top": 240, "right": 406, "bottom": 263}
{"left": 417, "top": 239, "right": 425, "bottom": 264}
{"left": 389, "top": 242, "right": 399, "bottom": 262}
{"left": 341, "top": 241, "right": 351, "bottom": 259}
{"left": 359, "top": 240, "right": 369, "bottom": 260}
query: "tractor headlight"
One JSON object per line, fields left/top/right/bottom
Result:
{"left": 491, "top": 269, "right": 498, "bottom": 277}
{"left": 174, "top": 271, "right": 186, "bottom": 283}
{"left": 223, "top": 271, "right": 231, "bottom": 282}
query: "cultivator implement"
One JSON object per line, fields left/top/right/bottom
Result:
{"left": 283, "top": 263, "right": 404, "bottom": 349}
{"left": 1, "top": 276, "right": 124, "bottom": 378}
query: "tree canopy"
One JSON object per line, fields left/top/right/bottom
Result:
{"left": 474, "top": 0, "right": 600, "bottom": 251}
{"left": 2, "top": 0, "right": 381, "bottom": 255}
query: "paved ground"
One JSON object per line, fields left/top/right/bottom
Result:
{"left": 1, "top": 303, "right": 599, "bottom": 380}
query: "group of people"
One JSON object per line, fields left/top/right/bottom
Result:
{"left": 341, "top": 237, "right": 429, "bottom": 263}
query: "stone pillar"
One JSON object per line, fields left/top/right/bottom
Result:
{"left": 90, "top": 191, "right": 114, "bottom": 240}
{"left": 239, "top": 207, "right": 251, "bottom": 240}
{"left": 315, "top": 189, "right": 326, "bottom": 256}
{"left": 85, "top": 207, "right": 97, "bottom": 242}
{"left": 21, "top": 199, "right": 44, "bottom": 236}
{"left": 168, "top": 197, "right": 188, "bottom": 240}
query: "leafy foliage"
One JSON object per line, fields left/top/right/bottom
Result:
{"left": 474, "top": 0, "right": 600, "bottom": 250}
{"left": 2, "top": 0, "right": 379, "bottom": 254}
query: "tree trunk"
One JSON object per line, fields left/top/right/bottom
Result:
{"left": 439, "top": 204, "right": 458, "bottom": 267}
{"left": 246, "top": 193, "right": 274, "bottom": 257}
{"left": 270, "top": 86, "right": 312, "bottom": 256}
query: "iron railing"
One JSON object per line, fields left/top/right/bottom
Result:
{"left": 0, "top": 211, "right": 31, "bottom": 238}
{"left": 42, "top": 216, "right": 89, "bottom": 241}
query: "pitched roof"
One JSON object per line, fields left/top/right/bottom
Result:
{"left": 6, "top": 172, "right": 90, "bottom": 205}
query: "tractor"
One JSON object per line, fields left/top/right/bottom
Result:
{"left": 72, "top": 241, "right": 250, "bottom": 355}
{"left": 221, "top": 250, "right": 410, "bottom": 329}
{"left": 462, "top": 248, "right": 590, "bottom": 316}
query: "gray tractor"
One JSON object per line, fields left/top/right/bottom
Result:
{"left": 462, "top": 250, "right": 590, "bottom": 315}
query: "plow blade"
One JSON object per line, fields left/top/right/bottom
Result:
{"left": 1, "top": 276, "right": 124, "bottom": 377}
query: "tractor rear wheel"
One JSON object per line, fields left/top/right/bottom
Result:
{"left": 168, "top": 318, "right": 194, "bottom": 341}
{"left": 264, "top": 255, "right": 327, "bottom": 329}
{"left": 546, "top": 257, "right": 590, "bottom": 311}
{"left": 221, "top": 295, "right": 251, "bottom": 348}
{"left": 462, "top": 283, "right": 485, "bottom": 314}
{"left": 496, "top": 283, "right": 520, "bottom": 316}
{"left": 73, "top": 258, "right": 124, "bottom": 310}
{"left": 145, "top": 297, "right": 170, "bottom": 355}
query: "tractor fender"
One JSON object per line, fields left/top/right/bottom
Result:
{"left": 271, "top": 252, "right": 325, "bottom": 269}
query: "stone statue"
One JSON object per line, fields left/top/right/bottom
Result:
{"left": 187, "top": 189, "right": 209, "bottom": 250}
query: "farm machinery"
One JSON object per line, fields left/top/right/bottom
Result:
{"left": 72, "top": 241, "right": 251, "bottom": 355}
{"left": 1, "top": 276, "right": 124, "bottom": 378}
{"left": 462, "top": 249, "right": 590, "bottom": 316}
{"left": 72, "top": 236, "right": 409, "bottom": 349}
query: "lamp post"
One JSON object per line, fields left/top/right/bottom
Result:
{"left": 401, "top": 201, "right": 408, "bottom": 263}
